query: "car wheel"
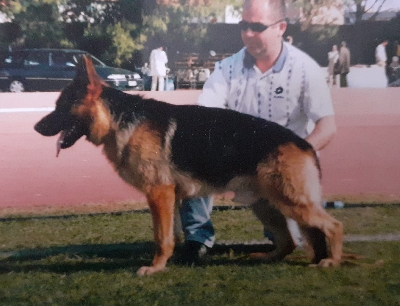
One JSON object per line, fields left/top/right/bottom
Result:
{"left": 9, "top": 79, "right": 26, "bottom": 93}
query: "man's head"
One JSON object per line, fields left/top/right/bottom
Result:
{"left": 240, "top": 0, "right": 287, "bottom": 60}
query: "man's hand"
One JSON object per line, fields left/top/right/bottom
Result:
{"left": 305, "top": 115, "right": 337, "bottom": 151}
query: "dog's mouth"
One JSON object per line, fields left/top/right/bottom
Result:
{"left": 56, "top": 122, "right": 89, "bottom": 157}
{"left": 35, "top": 111, "right": 88, "bottom": 157}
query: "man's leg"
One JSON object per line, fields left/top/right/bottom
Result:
{"left": 340, "top": 73, "right": 348, "bottom": 87}
{"left": 178, "top": 196, "right": 215, "bottom": 264}
{"left": 151, "top": 76, "right": 157, "bottom": 91}
{"left": 158, "top": 76, "right": 165, "bottom": 92}
{"left": 180, "top": 196, "right": 215, "bottom": 247}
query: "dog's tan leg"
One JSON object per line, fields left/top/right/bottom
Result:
{"left": 299, "top": 207, "right": 343, "bottom": 267}
{"left": 137, "top": 184, "right": 176, "bottom": 276}
{"left": 251, "top": 199, "right": 296, "bottom": 261}
{"left": 257, "top": 143, "right": 343, "bottom": 267}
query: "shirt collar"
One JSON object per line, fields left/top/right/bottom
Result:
{"left": 243, "top": 42, "right": 288, "bottom": 73}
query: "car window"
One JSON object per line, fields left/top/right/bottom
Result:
{"left": 90, "top": 55, "right": 106, "bottom": 67}
{"left": 68, "top": 52, "right": 106, "bottom": 67}
{"left": 50, "top": 52, "right": 76, "bottom": 67}
{"left": 4, "top": 52, "right": 25, "bottom": 66}
{"left": 24, "top": 51, "right": 49, "bottom": 67}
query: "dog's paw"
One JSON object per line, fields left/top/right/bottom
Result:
{"left": 136, "top": 265, "right": 166, "bottom": 276}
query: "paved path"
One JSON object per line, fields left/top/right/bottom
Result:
{"left": 0, "top": 88, "right": 399, "bottom": 211}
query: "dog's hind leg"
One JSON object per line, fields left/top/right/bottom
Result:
{"left": 137, "top": 184, "right": 176, "bottom": 276}
{"left": 296, "top": 207, "right": 343, "bottom": 267}
{"left": 298, "top": 226, "right": 328, "bottom": 264}
{"left": 257, "top": 143, "right": 343, "bottom": 267}
{"left": 250, "top": 199, "right": 296, "bottom": 261}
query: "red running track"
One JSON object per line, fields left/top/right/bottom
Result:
{"left": 0, "top": 89, "right": 399, "bottom": 210}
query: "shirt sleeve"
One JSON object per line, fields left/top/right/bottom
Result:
{"left": 303, "top": 59, "right": 335, "bottom": 122}
{"left": 197, "top": 61, "right": 229, "bottom": 108}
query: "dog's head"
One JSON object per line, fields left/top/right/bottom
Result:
{"left": 34, "top": 55, "right": 111, "bottom": 156}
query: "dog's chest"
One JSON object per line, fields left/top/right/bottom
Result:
{"left": 102, "top": 126, "right": 173, "bottom": 190}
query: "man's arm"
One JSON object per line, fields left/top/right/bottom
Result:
{"left": 305, "top": 115, "right": 337, "bottom": 151}
{"left": 197, "top": 61, "right": 229, "bottom": 108}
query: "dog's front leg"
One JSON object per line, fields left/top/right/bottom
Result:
{"left": 137, "top": 184, "right": 176, "bottom": 276}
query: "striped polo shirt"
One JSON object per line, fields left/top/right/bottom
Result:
{"left": 198, "top": 42, "right": 334, "bottom": 138}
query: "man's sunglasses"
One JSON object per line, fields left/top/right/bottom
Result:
{"left": 238, "top": 19, "right": 285, "bottom": 33}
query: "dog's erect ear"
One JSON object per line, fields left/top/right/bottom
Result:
{"left": 75, "top": 54, "right": 100, "bottom": 84}
{"left": 75, "top": 54, "right": 107, "bottom": 94}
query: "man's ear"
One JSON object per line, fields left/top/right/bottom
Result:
{"left": 278, "top": 21, "right": 287, "bottom": 37}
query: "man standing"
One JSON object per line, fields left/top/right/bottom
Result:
{"left": 149, "top": 45, "right": 168, "bottom": 91}
{"left": 338, "top": 41, "right": 350, "bottom": 87}
{"left": 328, "top": 44, "right": 339, "bottom": 86}
{"left": 376, "top": 39, "right": 388, "bottom": 67}
{"left": 179, "top": 0, "right": 337, "bottom": 264}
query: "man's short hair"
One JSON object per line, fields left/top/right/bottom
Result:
{"left": 243, "top": 0, "right": 287, "bottom": 20}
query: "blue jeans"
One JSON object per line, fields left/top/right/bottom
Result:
{"left": 179, "top": 196, "right": 275, "bottom": 248}
{"left": 179, "top": 197, "right": 304, "bottom": 248}
{"left": 179, "top": 196, "right": 215, "bottom": 248}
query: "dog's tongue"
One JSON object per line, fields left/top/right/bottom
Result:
{"left": 56, "top": 131, "right": 65, "bottom": 157}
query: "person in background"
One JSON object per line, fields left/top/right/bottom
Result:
{"left": 178, "top": 0, "right": 337, "bottom": 265}
{"left": 141, "top": 62, "right": 150, "bottom": 75}
{"left": 388, "top": 56, "right": 400, "bottom": 84}
{"left": 141, "top": 62, "right": 151, "bottom": 91}
{"left": 149, "top": 45, "right": 168, "bottom": 91}
{"left": 376, "top": 39, "right": 388, "bottom": 68}
{"left": 395, "top": 41, "right": 400, "bottom": 57}
{"left": 327, "top": 44, "right": 339, "bottom": 86}
{"left": 338, "top": 41, "right": 350, "bottom": 87}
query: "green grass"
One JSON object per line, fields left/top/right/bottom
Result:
{"left": 1, "top": 206, "right": 400, "bottom": 305}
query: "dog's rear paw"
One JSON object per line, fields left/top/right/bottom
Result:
{"left": 136, "top": 265, "right": 166, "bottom": 276}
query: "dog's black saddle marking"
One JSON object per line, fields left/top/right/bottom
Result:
{"left": 103, "top": 88, "right": 312, "bottom": 187}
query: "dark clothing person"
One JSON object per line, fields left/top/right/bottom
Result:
{"left": 338, "top": 42, "right": 350, "bottom": 87}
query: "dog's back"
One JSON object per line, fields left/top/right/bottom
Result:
{"left": 101, "top": 89, "right": 318, "bottom": 188}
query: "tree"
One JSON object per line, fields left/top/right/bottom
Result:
{"left": 7, "top": 1, "right": 74, "bottom": 49}
{"left": 291, "top": 0, "right": 340, "bottom": 29}
{"left": 103, "top": 22, "right": 143, "bottom": 67}
{"left": 1, "top": 0, "right": 145, "bottom": 67}
{"left": 344, "top": 0, "right": 388, "bottom": 23}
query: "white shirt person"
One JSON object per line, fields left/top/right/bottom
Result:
{"left": 149, "top": 46, "right": 168, "bottom": 91}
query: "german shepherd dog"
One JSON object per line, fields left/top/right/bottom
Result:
{"left": 34, "top": 56, "right": 343, "bottom": 275}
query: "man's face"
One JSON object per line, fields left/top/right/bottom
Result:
{"left": 241, "top": 1, "right": 286, "bottom": 59}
